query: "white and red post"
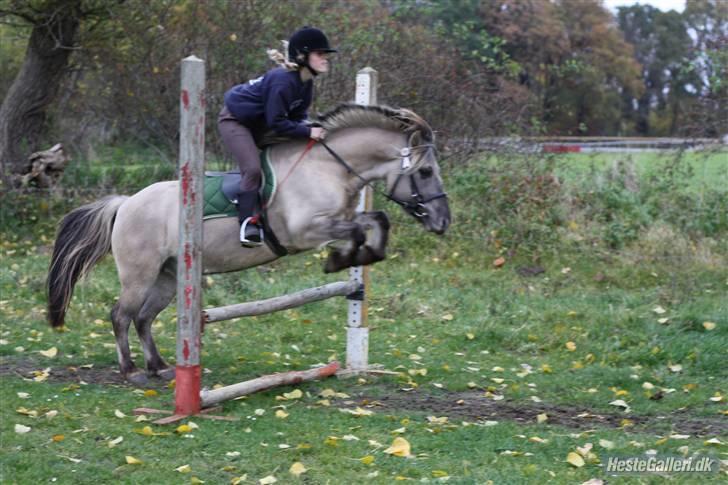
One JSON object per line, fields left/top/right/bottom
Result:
{"left": 175, "top": 55, "right": 206, "bottom": 416}
{"left": 346, "top": 67, "right": 377, "bottom": 371}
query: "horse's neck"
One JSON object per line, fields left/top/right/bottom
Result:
{"left": 323, "top": 128, "right": 403, "bottom": 181}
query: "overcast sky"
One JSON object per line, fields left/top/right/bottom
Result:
{"left": 603, "top": 0, "right": 686, "bottom": 12}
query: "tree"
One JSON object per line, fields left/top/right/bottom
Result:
{"left": 618, "top": 5, "right": 696, "bottom": 135}
{"left": 681, "top": 0, "right": 728, "bottom": 136}
{"left": 0, "top": 0, "right": 114, "bottom": 181}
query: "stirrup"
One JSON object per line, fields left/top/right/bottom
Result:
{"left": 240, "top": 217, "right": 264, "bottom": 247}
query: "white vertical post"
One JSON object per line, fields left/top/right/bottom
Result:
{"left": 347, "top": 67, "right": 377, "bottom": 371}
{"left": 175, "top": 56, "right": 205, "bottom": 415}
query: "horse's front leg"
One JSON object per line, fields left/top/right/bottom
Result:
{"left": 324, "top": 211, "right": 390, "bottom": 273}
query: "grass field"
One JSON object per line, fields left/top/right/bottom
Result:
{"left": 1, "top": 149, "right": 726, "bottom": 483}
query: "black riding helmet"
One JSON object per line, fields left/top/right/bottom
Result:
{"left": 288, "top": 27, "right": 337, "bottom": 68}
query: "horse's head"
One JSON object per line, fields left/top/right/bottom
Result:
{"left": 318, "top": 104, "right": 451, "bottom": 235}
{"left": 385, "top": 113, "right": 451, "bottom": 235}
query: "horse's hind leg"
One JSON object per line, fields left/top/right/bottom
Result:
{"left": 133, "top": 260, "right": 176, "bottom": 380}
{"left": 111, "top": 289, "right": 149, "bottom": 386}
{"left": 112, "top": 255, "right": 167, "bottom": 386}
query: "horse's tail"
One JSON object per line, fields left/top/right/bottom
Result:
{"left": 47, "top": 195, "right": 128, "bottom": 328}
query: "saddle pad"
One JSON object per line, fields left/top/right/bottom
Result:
{"left": 202, "top": 147, "right": 276, "bottom": 220}
{"left": 203, "top": 175, "right": 237, "bottom": 220}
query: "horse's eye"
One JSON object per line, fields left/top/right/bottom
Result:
{"left": 419, "top": 166, "right": 433, "bottom": 178}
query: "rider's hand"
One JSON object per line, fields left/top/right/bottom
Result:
{"left": 310, "top": 127, "right": 326, "bottom": 140}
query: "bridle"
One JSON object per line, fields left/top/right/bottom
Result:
{"left": 318, "top": 138, "right": 448, "bottom": 220}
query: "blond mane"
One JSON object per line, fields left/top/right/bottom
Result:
{"left": 318, "top": 104, "right": 434, "bottom": 142}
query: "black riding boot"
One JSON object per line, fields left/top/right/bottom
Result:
{"left": 236, "top": 190, "right": 264, "bottom": 247}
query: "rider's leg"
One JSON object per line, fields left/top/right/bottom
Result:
{"left": 217, "top": 108, "right": 264, "bottom": 246}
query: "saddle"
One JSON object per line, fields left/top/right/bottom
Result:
{"left": 203, "top": 147, "right": 277, "bottom": 219}
{"left": 203, "top": 147, "right": 287, "bottom": 255}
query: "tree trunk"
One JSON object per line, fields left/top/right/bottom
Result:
{"left": 0, "top": 3, "right": 81, "bottom": 181}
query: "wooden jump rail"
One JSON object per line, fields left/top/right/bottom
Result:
{"left": 203, "top": 280, "right": 361, "bottom": 324}
{"left": 135, "top": 57, "right": 382, "bottom": 424}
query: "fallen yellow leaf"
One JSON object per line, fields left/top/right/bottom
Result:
{"left": 426, "top": 416, "right": 448, "bottom": 425}
{"left": 143, "top": 390, "right": 158, "bottom": 397}
{"left": 360, "top": 455, "right": 375, "bottom": 465}
{"left": 108, "top": 436, "right": 123, "bottom": 448}
{"left": 282, "top": 389, "right": 303, "bottom": 400}
{"left": 702, "top": 321, "right": 716, "bottom": 331}
{"left": 259, "top": 475, "right": 277, "bottom": 484}
{"left": 16, "top": 407, "right": 38, "bottom": 417}
{"left": 567, "top": 452, "right": 585, "bottom": 467}
{"left": 52, "top": 434, "right": 65, "bottom": 442}
{"left": 275, "top": 410, "right": 289, "bottom": 419}
{"left": 39, "top": 347, "right": 58, "bottom": 358}
{"left": 125, "top": 455, "right": 143, "bottom": 465}
{"left": 536, "top": 413, "right": 548, "bottom": 424}
{"left": 565, "top": 341, "right": 576, "bottom": 351}
{"left": 135, "top": 426, "right": 169, "bottom": 437}
{"left": 339, "top": 407, "right": 373, "bottom": 417}
{"left": 599, "top": 439, "right": 615, "bottom": 449}
{"left": 175, "top": 464, "right": 191, "bottom": 473}
{"left": 289, "top": 462, "right": 307, "bottom": 476}
{"left": 384, "top": 437, "right": 411, "bottom": 457}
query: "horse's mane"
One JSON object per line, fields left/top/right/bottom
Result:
{"left": 318, "top": 103, "right": 434, "bottom": 142}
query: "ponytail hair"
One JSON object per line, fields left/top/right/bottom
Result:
{"left": 267, "top": 40, "right": 299, "bottom": 71}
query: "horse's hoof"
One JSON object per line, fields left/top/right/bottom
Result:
{"left": 156, "top": 367, "right": 176, "bottom": 381}
{"left": 126, "top": 370, "right": 149, "bottom": 387}
{"left": 324, "top": 251, "right": 349, "bottom": 273}
{"left": 373, "top": 211, "right": 390, "bottom": 230}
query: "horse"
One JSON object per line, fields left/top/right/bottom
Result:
{"left": 47, "top": 103, "right": 451, "bottom": 385}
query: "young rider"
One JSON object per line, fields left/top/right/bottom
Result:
{"left": 218, "top": 27, "right": 336, "bottom": 247}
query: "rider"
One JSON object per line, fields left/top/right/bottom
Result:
{"left": 218, "top": 27, "right": 336, "bottom": 247}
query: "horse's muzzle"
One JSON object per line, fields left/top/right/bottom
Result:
{"left": 422, "top": 198, "right": 451, "bottom": 235}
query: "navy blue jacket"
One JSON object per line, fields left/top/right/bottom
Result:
{"left": 224, "top": 68, "right": 312, "bottom": 138}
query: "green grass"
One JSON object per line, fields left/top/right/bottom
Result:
{"left": 554, "top": 150, "right": 728, "bottom": 191}
{"left": 1, "top": 149, "right": 727, "bottom": 483}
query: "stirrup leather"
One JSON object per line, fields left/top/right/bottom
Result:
{"left": 240, "top": 216, "right": 264, "bottom": 247}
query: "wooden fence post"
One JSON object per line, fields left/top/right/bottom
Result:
{"left": 347, "top": 67, "right": 377, "bottom": 371}
{"left": 175, "top": 55, "right": 205, "bottom": 416}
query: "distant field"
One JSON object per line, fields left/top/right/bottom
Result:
{"left": 552, "top": 150, "right": 728, "bottom": 191}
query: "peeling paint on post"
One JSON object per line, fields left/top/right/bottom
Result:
{"left": 347, "top": 67, "right": 377, "bottom": 372}
{"left": 175, "top": 55, "right": 205, "bottom": 416}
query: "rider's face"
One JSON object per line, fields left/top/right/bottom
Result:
{"left": 308, "top": 51, "right": 330, "bottom": 73}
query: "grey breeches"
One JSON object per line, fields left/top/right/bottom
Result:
{"left": 218, "top": 106, "right": 261, "bottom": 192}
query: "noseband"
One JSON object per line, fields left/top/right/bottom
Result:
{"left": 318, "top": 140, "right": 448, "bottom": 220}
{"left": 387, "top": 145, "right": 448, "bottom": 218}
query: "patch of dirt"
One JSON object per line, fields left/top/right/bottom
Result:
{"left": 340, "top": 389, "right": 728, "bottom": 437}
{"left": 0, "top": 357, "right": 167, "bottom": 388}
